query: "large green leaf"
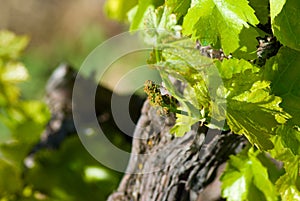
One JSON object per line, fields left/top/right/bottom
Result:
{"left": 160, "top": 40, "right": 287, "bottom": 149}
{"left": 249, "top": 0, "right": 269, "bottom": 25}
{"left": 263, "top": 47, "right": 300, "bottom": 127}
{"left": 269, "top": 136, "right": 300, "bottom": 200}
{"left": 221, "top": 148, "right": 278, "bottom": 201}
{"left": 182, "top": 0, "right": 259, "bottom": 55}
{"left": 215, "top": 59, "right": 287, "bottom": 150}
{"left": 275, "top": 157, "right": 300, "bottom": 200}
{"left": 277, "top": 125, "right": 300, "bottom": 155}
{"left": 226, "top": 84, "right": 283, "bottom": 150}
{"left": 270, "top": 0, "right": 300, "bottom": 51}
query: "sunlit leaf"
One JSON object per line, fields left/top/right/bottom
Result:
{"left": 170, "top": 113, "right": 199, "bottom": 137}
{"left": 182, "top": 0, "right": 259, "bottom": 55}
{"left": 1, "top": 62, "right": 29, "bottom": 83}
{"left": 0, "top": 31, "right": 28, "bottom": 60}
{"left": 269, "top": 136, "right": 300, "bottom": 199}
{"left": 221, "top": 148, "right": 278, "bottom": 201}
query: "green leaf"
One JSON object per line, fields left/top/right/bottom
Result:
{"left": 270, "top": 0, "right": 300, "bottom": 51}
{"left": 1, "top": 62, "right": 29, "bottom": 83}
{"left": 159, "top": 41, "right": 286, "bottom": 149}
{"left": 160, "top": 69, "right": 205, "bottom": 120}
{"left": 0, "top": 142, "right": 31, "bottom": 167}
{"left": 165, "top": 0, "right": 191, "bottom": 19}
{"left": 214, "top": 59, "right": 287, "bottom": 150}
{"left": 0, "top": 159, "right": 22, "bottom": 195}
{"left": 159, "top": 39, "right": 216, "bottom": 121}
{"left": 277, "top": 125, "right": 300, "bottom": 155}
{"left": 130, "top": 0, "right": 153, "bottom": 30}
{"left": 215, "top": 58, "right": 260, "bottom": 80}
{"left": 256, "top": 152, "right": 285, "bottom": 184}
{"left": 170, "top": 113, "right": 199, "bottom": 137}
{"left": 263, "top": 47, "right": 300, "bottom": 127}
{"left": 182, "top": 0, "right": 259, "bottom": 54}
{"left": 0, "top": 84, "right": 20, "bottom": 105}
{"left": 104, "top": 0, "right": 138, "bottom": 22}
{"left": 140, "top": 6, "right": 183, "bottom": 45}
{"left": 11, "top": 101, "right": 50, "bottom": 143}
{"left": 269, "top": 136, "right": 300, "bottom": 200}
{"left": 221, "top": 148, "right": 278, "bottom": 201}
{"left": 232, "top": 26, "right": 260, "bottom": 60}
{"left": 0, "top": 120, "right": 12, "bottom": 143}
{"left": 0, "top": 31, "right": 29, "bottom": 60}
{"left": 20, "top": 101, "right": 50, "bottom": 125}
{"left": 130, "top": 0, "right": 164, "bottom": 31}
{"left": 249, "top": 0, "right": 269, "bottom": 25}
{"left": 226, "top": 82, "right": 284, "bottom": 150}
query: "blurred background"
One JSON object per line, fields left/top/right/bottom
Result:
{"left": 0, "top": 0, "right": 124, "bottom": 98}
{"left": 0, "top": 0, "right": 153, "bottom": 200}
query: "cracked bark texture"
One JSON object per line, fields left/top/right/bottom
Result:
{"left": 107, "top": 100, "right": 247, "bottom": 201}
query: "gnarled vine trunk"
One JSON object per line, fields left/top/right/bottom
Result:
{"left": 28, "top": 63, "right": 247, "bottom": 201}
{"left": 108, "top": 100, "right": 247, "bottom": 201}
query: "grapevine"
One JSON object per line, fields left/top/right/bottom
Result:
{"left": 106, "top": 0, "right": 300, "bottom": 199}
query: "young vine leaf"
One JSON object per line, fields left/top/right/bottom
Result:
{"left": 221, "top": 148, "right": 279, "bottom": 201}
{"left": 269, "top": 136, "right": 300, "bottom": 199}
{"left": 182, "top": 0, "right": 259, "bottom": 56}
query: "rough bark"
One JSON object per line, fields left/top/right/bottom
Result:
{"left": 108, "top": 100, "right": 247, "bottom": 201}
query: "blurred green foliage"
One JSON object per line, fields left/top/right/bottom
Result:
{"left": 104, "top": 0, "right": 138, "bottom": 22}
{"left": 0, "top": 30, "right": 125, "bottom": 201}
{"left": 20, "top": 24, "right": 106, "bottom": 99}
